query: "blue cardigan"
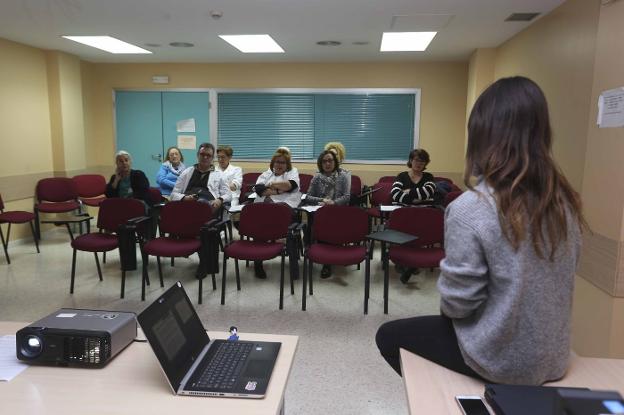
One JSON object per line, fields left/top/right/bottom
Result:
{"left": 156, "top": 162, "right": 186, "bottom": 196}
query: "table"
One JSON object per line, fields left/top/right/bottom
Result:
{"left": 41, "top": 213, "right": 92, "bottom": 241}
{"left": 367, "top": 229, "right": 418, "bottom": 314}
{"left": 1, "top": 322, "right": 298, "bottom": 415}
{"left": 399, "top": 348, "right": 624, "bottom": 415}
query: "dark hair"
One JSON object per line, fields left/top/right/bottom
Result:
{"left": 465, "top": 76, "right": 584, "bottom": 259}
{"left": 217, "top": 145, "right": 233, "bottom": 158}
{"left": 197, "top": 142, "right": 215, "bottom": 156}
{"left": 270, "top": 149, "right": 292, "bottom": 172}
{"left": 317, "top": 150, "right": 339, "bottom": 173}
{"left": 165, "top": 146, "right": 184, "bottom": 162}
{"left": 407, "top": 149, "right": 430, "bottom": 169}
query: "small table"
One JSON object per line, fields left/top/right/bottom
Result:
{"left": 41, "top": 213, "right": 92, "bottom": 241}
{"left": 399, "top": 348, "right": 624, "bottom": 415}
{"left": 1, "top": 321, "right": 298, "bottom": 415}
{"left": 366, "top": 229, "right": 418, "bottom": 314}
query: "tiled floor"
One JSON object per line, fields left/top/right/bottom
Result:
{"left": 0, "top": 228, "right": 441, "bottom": 414}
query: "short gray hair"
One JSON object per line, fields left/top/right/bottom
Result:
{"left": 115, "top": 150, "right": 132, "bottom": 161}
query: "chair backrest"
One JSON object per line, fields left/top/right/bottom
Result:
{"left": 443, "top": 190, "right": 463, "bottom": 207}
{"left": 433, "top": 176, "right": 454, "bottom": 185}
{"left": 350, "top": 175, "right": 362, "bottom": 196}
{"left": 72, "top": 174, "right": 107, "bottom": 198}
{"left": 313, "top": 205, "right": 369, "bottom": 245}
{"left": 241, "top": 172, "right": 262, "bottom": 203}
{"left": 148, "top": 187, "right": 163, "bottom": 204}
{"left": 387, "top": 207, "right": 444, "bottom": 246}
{"left": 299, "top": 173, "right": 313, "bottom": 193}
{"left": 97, "top": 198, "right": 146, "bottom": 233}
{"left": 159, "top": 201, "right": 213, "bottom": 238}
{"left": 239, "top": 203, "right": 292, "bottom": 241}
{"left": 378, "top": 176, "right": 395, "bottom": 183}
{"left": 370, "top": 182, "right": 394, "bottom": 207}
{"left": 36, "top": 177, "right": 78, "bottom": 203}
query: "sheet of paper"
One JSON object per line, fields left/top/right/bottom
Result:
{"left": 227, "top": 204, "right": 244, "bottom": 213}
{"left": 597, "top": 87, "right": 624, "bottom": 128}
{"left": 300, "top": 205, "right": 322, "bottom": 213}
{"left": 176, "top": 118, "right": 196, "bottom": 133}
{"left": 380, "top": 205, "right": 402, "bottom": 212}
{"left": 177, "top": 135, "right": 196, "bottom": 150}
{"left": 0, "top": 335, "right": 28, "bottom": 381}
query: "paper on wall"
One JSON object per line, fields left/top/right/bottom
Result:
{"left": 177, "top": 135, "right": 196, "bottom": 150}
{"left": 176, "top": 118, "right": 196, "bottom": 133}
{"left": 597, "top": 87, "right": 624, "bottom": 128}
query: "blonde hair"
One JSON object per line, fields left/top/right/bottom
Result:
{"left": 324, "top": 142, "right": 346, "bottom": 163}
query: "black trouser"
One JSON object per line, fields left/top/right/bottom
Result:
{"left": 375, "top": 314, "right": 485, "bottom": 380}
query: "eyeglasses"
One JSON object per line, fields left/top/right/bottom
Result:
{"left": 273, "top": 160, "right": 287, "bottom": 165}
{"left": 198, "top": 152, "right": 213, "bottom": 158}
{"left": 322, "top": 158, "right": 335, "bottom": 163}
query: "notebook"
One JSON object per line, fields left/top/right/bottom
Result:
{"left": 137, "top": 281, "right": 281, "bottom": 398}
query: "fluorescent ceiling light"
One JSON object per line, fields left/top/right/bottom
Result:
{"left": 380, "top": 32, "right": 437, "bottom": 52}
{"left": 219, "top": 35, "right": 284, "bottom": 53}
{"left": 62, "top": 36, "right": 152, "bottom": 54}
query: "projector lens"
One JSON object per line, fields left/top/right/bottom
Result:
{"left": 21, "top": 335, "right": 43, "bottom": 358}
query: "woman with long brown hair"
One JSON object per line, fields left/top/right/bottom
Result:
{"left": 376, "top": 76, "right": 584, "bottom": 385}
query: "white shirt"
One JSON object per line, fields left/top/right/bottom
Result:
{"left": 215, "top": 163, "right": 243, "bottom": 205}
{"left": 170, "top": 166, "right": 232, "bottom": 203}
{"left": 254, "top": 168, "right": 301, "bottom": 208}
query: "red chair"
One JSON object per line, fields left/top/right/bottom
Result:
{"left": 378, "top": 176, "right": 396, "bottom": 183}
{"left": 70, "top": 198, "right": 147, "bottom": 298}
{"left": 366, "top": 181, "right": 394, "bottom": 227}
{"left": 299, "top": 173, "right": 313, "bottom": 194}
{"left": 384, "top": 207, "right": 445, "bottom": 312}
{"left": 443, "top": 190, "right": 463, "bottom": 207}
{"left": 34, "top": 177, "right": 81, "bottom": 240}
{"left": 303, "top": 205, "right": 371, "bottom": 314}
{"left": 0, "top": 193, "right": 39, "bottom": 264}
{"left": 433, "top": 176, "right": 453, "bottom": 184}
{"left": 350, "top": 174, "right": 362, "bottom": 198}
{"left": 240, "top": 172, "right": 261, "bottom": 204}
{"left": 141, "top": 201, "right": 218, "bottom": 303}
{"left": 72, "top": 174, "right": 107, "bottom": 207}
{"left": 221, "top": 203, "right": 295, "bottom": 309}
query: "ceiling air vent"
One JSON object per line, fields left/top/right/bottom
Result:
{"left": 505, "top": 13, "right": 540, "bottom": 22}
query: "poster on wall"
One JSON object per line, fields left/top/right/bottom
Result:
{"left": 597, "top": 87, "right": 624, "bottom": 128}
{"left": 176, "top": 118, "right": 196, "bottom": 133}
{"left": 177, "top": 135, "right": 196, "bottom": 150}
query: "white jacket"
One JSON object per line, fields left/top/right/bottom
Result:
{"left": 215, "top": 163, "right": 243, "bottom": 204}
{"left": 170, "top": 166, "right": 232, "bottom": 203}
{"left": 254, "top": 168, "right": 301, "bottom": 208}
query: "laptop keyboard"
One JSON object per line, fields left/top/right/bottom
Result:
{"left": 196, "top": 342, "right": 254, "bottom": 390}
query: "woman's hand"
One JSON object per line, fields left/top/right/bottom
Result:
{"left": 320, "top": 198, "right": 334, "bottom": 206}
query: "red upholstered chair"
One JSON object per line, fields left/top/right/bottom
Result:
{"left": 240, "top": 172, "right": 261, "bottom": 204}
{"left": 378, "top": 176, "right": 396, "bottom": 183}
{"left": 303, "top": 205, "right": 371, "bottom": 314}
{"left": 34, "top": 177, "right": 81, "bottom": 240}
{"left": 387, "top": 206, "right": 445, "bottom": 271}
{"left": 72, "top": 174, "right": 107, "bottom": 207}
{"left": 365, "top": 181, "right": 393, "bottom": 226}
{"left": 70, "top": 198, "right": 148, "bottom": 298}
{"left": 141, "top": 201, "right": 218, "bottom": 303}
{"left": 443, "top": 190, "right": 463, "bottom": 207}
{"left": 299, "top": 173, "right": 313, "bottom": 194}
{"left": 221, "top": 203, "right": 295, "bottom": 309}
{"left": 350, "top": 175, "right": 362, "bottom": 197}
{"left": 0, "top": 193, "right": 39, "bottom": 264}
{"left": 433, "top": 176, "right": 453, "bottom": 185}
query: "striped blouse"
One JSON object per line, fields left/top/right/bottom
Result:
{"left": 390, "top": 171, "right": 437, "bottom": 204}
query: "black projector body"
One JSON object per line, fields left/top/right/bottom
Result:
{"left": 16, "top": 308, "right": 136, "bottom": 367}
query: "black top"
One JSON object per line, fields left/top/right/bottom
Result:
{"left": 105, "top": 169, "right": 152, "bottom": 206}
{"left": 390, "top": 171, "right": 437, "bottom": 205}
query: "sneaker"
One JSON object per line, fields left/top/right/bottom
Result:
{"left": 254, "top": 262, "right": 267, "bottom": 279}
{"left": 320, "top": 265, "right": 332, "bottom": 279}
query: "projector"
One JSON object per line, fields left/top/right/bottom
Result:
{"left": 16, "top": 308, "right": 136, "bottom": 367}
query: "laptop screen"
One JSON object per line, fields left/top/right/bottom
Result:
{"left": 138, "top": 282, "right": 210, "bottom": 392}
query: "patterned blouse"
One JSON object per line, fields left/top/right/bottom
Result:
{"left": 306, "top": 170, "right": 351, "bottom": 205}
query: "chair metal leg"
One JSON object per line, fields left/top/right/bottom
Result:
{"left": 120, "top": 270, "right": 126, "bottom": 299}
{"left": 302, "top": 256, "right": 307, "bottom": 311}
{"left": 28, "top": 221, "right": 40, "bottom": 254}
{"left": 220, "top": 252, "right": 227, "bottom": 305}
{"left": 234, "top": 259, "right": 241, "bottom": 291}
{"left": 34, "top": 207, "right": 41, "bottom": 240}
{"left": 103, "top": 251, "right": 106, "bottom": 264}
{"left": 279, "top": 253, "right": 285, "bottom": 310}
{"left": 70, "top": 249, "right": 77, "bottom": 293}
{"left": 171, "top": 257, "right": 174, "bottom": 266}
{"left": 198, "top": 278, "right": 203, "bottom": 304}
{"left": 0, "top": 225, "right": 10, "bottom": 264}
{"left": 156, "top": 256, "right": 164, "bottom": 287}
{"left": 141, "top": 254, "right": 149, "bottom": 301}
{"left": 308, "top": 258, "right": 314, "bottom": 296}
{"left": 94, "top": 252, "right": 103, "bottom": 281}
{"left": 383, "top": 249, "right": 390, "bottom": 314}
{"left": 212, "top": 273, "right": 217, "bottom": 290}
{"left": 364, "top": 256, "right": 371, "bottom": 315}
{"left": 289, "top": 253, "right": 294, "bottom": 296}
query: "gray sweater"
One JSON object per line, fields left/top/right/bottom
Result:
{"left": 437, "top": 182, "right": 581, "bottom": 385}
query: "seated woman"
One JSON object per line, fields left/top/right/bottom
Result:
{"left": 324, "top": 141, "right": 350, "bottom": 177}
{"left": 156, "top": 146, "right": 186, "bottom": 197}
{"left": 105, "top": 150, "right": 152, "bottom": 206}
{"left": 252, "top": 148, "right": 301, "bottom": 278}
{"left": 215, "top": 145, "right": 243, "bottom": 206}
{"left": 306, "top": 149, "right": 351, "bottom": 278}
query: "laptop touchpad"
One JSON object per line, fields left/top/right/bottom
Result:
{"left": 243, "top": 360, "right": 272, "bottom": 378}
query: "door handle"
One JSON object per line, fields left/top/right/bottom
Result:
{"left": 151, "top": 154, "right": 162, "bottom": 162}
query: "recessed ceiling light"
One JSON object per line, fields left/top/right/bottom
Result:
{"left": 145, "top": 43, "right": 162, "bottom": 47}
{"left": 169, "top": 42, "right": 194, "bottom": 48}
{"left": 505, "top": 13, "right": 540, "bottom": 22}
{"left": 62, "top": 36, "right": 152, "bottom": 54}
{"left": 352, "top": 41, "right": 370, "bottom": 46}
{"left": 316, "top": 40, "right": 341, "bottom": 46}
{"left": 380, "top": 32, "right": 436, "bottom": 52}
{"left": 219, "top": 35, "right": 284, "bottom": 53}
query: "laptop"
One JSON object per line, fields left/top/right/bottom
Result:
{"left": 137, "top": 281, "right": 281, "bottom": 398}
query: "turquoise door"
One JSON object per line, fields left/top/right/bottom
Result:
{"left": 115, "top": 91, "right": 210, "bottom": 185}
